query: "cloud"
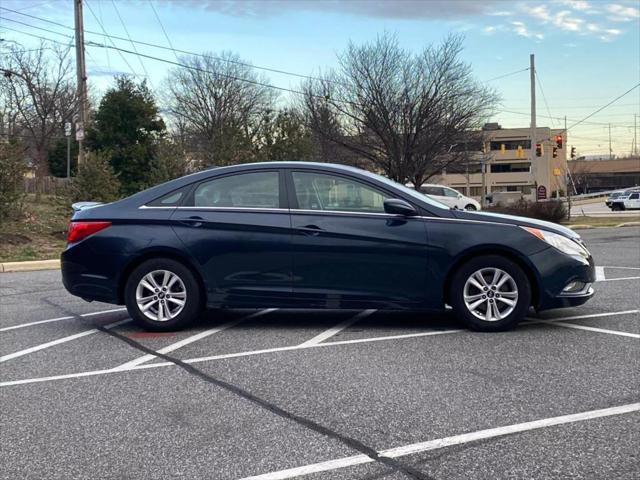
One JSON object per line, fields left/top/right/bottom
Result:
{"left": 162, "top": 0, "right": 508, "bottom": 19}
{"left": 510, "top": 20, "right": 543, "bottom": 39}
{"left": 483, "top": 26, "right": 497, "bottom": 34}
{"left": 605, "top": 4, "right": 640, "bottom": 22}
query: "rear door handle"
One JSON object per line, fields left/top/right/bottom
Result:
{"left": 178, "top": 216, "right": 204, "bottom": 228}
{"left": 297, "top": 224, "right": 324, "bottom": 236}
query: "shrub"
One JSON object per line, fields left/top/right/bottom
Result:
{"left": 487, "top": 199, "right": 567, "bottom": 223}
{"left": 62, "top": 151, "right": 121, "bottom": 205}
{"left": 0, "top": 141, "right": 27, "bottom": 223}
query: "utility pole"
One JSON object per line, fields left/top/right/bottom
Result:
{"left": 74, "top": 0, "right": 88, "bottom": 165}
{"left": 634, "top": 114, "right": 638, "bottom": 157}
{"left": 529, "top": 54, "right": 537, "bottom": 200}
{"left": 608, "top": 123, "right": 612, "bottom": 160}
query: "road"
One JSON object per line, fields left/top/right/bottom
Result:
{"left": 571, "top": 200, "right": 640, "bottom": 217}
{"left": 1, "top": 227, "right": 639, "bottom": 480}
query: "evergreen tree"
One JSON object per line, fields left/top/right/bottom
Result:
{"left": 86, "top": 77, "right": 165, "bottom": 195}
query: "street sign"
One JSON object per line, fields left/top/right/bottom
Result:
{"left": 64, "top": 122, "right": 72, "bottom": 137}
{"left": 553, "top": 168, "right": 562, "bottom": 176}
{"left": 75, "top": 121, "right": 84, "bottom": 141}
{"left": 537, "top": 185, "right": 547, "bottom": 200}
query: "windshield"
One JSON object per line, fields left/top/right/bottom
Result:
{"left": 358, "top": 170, "right": 450, "bottom": 210}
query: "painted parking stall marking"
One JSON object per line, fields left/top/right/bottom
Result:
{"left": 2, "top": 309, "right": 637, "bottom": 388}
{"left": 0, "top": 307, "right": 127, "bottom": 333}
{"left": 0, "top": 318, "right": 132, "bottom": 363}
{"left": 113, "top": 308, "right": 277, "bottom": 370}
{"left": 298, "top": 309, "right": 376, "bottom": 346}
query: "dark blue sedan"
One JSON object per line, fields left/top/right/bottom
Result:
{"left": 61, "top": 162, "right": 595, "bottom": 332}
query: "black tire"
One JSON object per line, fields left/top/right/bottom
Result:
{"left": 450, "top": 255, "right": 531, "bottom": 332}
{"left": 465, "top": 204, "right": 477, "bottom": 211}
{"left": 124, "top": 258, "right": 203, "bottom": 331}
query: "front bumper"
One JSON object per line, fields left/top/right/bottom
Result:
{"left": 528, "top": 247, "right": 596, "bottom": 311}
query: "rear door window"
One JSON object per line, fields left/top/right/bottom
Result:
{"left": 193, "top": 172, "right": 280, "bottom": 208}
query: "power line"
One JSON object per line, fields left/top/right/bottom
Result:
{"left": 109, "top": 0, "right": 152, "bottom": 84}
{"left": 534, "top": 69, "right": 555, "bottom": 127}
{"left": 0, "top": 5, "right": 335, "bottom": 84}
{"left": 148, "top": 0, "right": 180, "bottom": 62}
{"left": 497, "top": 108, "right": 634, "bottom": 128}
{"left": 82, "top": 1, "right": 142, "bottom": 80}
{"left": 483, "top": 67, "right": 529, "bottom": 83}
{"left": 566, "top": 83, "right": 640, "bottom": 131}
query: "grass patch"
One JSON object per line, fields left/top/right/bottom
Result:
{"left": 0, "top": 195, "right": 69, "bottom": 262}
{"left": 562, "top": 215, "right": 640, "bottom": 228}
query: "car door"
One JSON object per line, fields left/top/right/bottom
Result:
{"left": 442, "top": 187, "right": 463, "bottom": 209}
{"left": 627, "top": 192, "right": 640, "bottom": 209}
{"left": 287, "top": 169, "right": 429, "bottom": 309}
{"left": 171, "top": 170, "right": 293, "bottom": 306}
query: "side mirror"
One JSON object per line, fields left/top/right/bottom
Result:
{"left": 384, "top": 198, "right": 417, "bottom": 216}
{"left": 458, "top": 194, "right": 463, "bottom": 199}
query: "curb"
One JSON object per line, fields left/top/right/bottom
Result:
{"left": 568, "top": 221, "right": 640, "bottom": 230}
{"left": 0, "top": 259, "right": 61, "bottom": 273}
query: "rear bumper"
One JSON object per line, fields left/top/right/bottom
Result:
{"left": 61, "top": 245, "right": 128, "bottom": 304}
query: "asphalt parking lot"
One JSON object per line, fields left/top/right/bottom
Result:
{"left": 1, "top": 226, "right": 639, "bottom": 480}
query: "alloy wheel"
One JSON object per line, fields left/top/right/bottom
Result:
{"left": 135, "top": 270, "right": 187, "bottom": 322}
{"left": 463, "top": 267, "right": 518, "bottom": 322}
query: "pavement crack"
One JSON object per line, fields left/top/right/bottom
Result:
{"left": 97, "top": 325, "right": 435, "bottom": 480}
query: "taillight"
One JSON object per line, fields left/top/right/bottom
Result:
{"left": 67, "top": 221, "right": 112, "bottom": 242}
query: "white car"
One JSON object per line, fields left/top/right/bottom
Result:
{"left": 419, "top": 184, "right": 481, "bottom": 210}
{"left": 610, "top": 191, "right": 640, "bottom": 211}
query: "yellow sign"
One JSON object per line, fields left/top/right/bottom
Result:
{"left": 553, "top": 168, "right": 562, "bottom": 176}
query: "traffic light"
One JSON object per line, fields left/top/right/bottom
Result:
{"left": 517, "top": 145, "right": 524, "bottom": 158}
{"left": 500, "top": 143, "right": 506, "bottom": 154}
{"left": 535, "top": 143, "right": 543, "bottom": 157}
{"left": 552, "top": 146, "right": 558, "bottom": 158}
{"left": 555, "top": 134, "right": 563, "bottom": 149}
{"left": 570, "top": 146, "right": 576, "bottom": 159}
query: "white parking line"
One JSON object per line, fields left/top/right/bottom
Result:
{"left": 597, "top": 276, "right": 640, "bottom": 282}
{"left": 599, "top": 266, "right": 640, "bottom": 270}
{"left": 0, "top": 307, "right": 127, "bottom": 332}
{"left": 298, "top": 309, "right": 376, "bottom": 347}
{"left": 239, "top": 403, "right": 640, "bottom": 480}
{"left": 595, "top": 266, "right": 606, "bottom": 281}
{"left": 1, "top": 309, "right": 637, "bottom": 387}
{"left": 0, "top": 318, "right": 131, "bottom": 363}
{"left": 113, "top": 308, "right": 277, "bottom": 370}
{"left": 526, "top": 309, "right": 639, "bottom": 323}
{"left": 542, "top": 321, "right": 640, "bottom": 339}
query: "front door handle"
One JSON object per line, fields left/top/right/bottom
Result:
{"left": 178, "top": 216, "right": 204, "bottom": 228}
{"left": 297, "top": 224, "right": 324, "bottom": 236}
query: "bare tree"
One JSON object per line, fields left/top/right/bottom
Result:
{"left": 164, "top": 51, "right": 277, "bottom": 167}
{"left": 301, "top": 33, "right": 499, "bottom": 187}
{"left": 0, "top": 42, "right": 77, "bottom": 198}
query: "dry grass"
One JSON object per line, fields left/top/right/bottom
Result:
{"left": 0, "top": 195, "right": 69, "bottom": 262}
{"left": 562, "top": 215, "right": 640, "bottom": 228}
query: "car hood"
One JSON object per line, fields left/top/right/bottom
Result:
{"left": 452, "top": 209, "right": 580, "bottom": 239}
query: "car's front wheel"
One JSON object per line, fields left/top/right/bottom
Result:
{"left": 450, "top": 255, "right": 531, "bottom": 332}
{"left": 124, "top": 258, "right": 202, "bottom": 331}
{"left": 465, "top": 204, "right": 477, "bottom": 211}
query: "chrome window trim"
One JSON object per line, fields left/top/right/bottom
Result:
{"left": 139, "top": 204, "right": 515, "bottom": 226}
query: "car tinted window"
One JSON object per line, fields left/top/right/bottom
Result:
{"left": 292, "top": 172, "right": 388, "bottom": 213}
{"left": 147, "top": 186, "right": 189, "bottom": 207}
{"left": 194, "top": 172, "right": 279, "bottom": 208}
{"left": 421, "top": 186, "right": 445, "bottom": 196}
{"left": 443, "top": 188, "right": 459, "bottom": 198}
{"left": 630, "top": 193, "right": 639, "bottom": 199}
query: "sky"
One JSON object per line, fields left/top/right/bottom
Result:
{"left": 1, "top": 0, "right": 638, "bottom": 157}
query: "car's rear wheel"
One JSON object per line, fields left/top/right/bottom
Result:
{"left": 125, "top": 258, "right": 202, "bottom": 331}
{"left": 465, "top": 204, "right": 477, "bottom": 211}
{"left": 450, "top": 255, "right": 531, "bottom": 332}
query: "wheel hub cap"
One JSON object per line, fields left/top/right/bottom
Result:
{"left": 135, "top": 270, "right": 187, "bottom": 322}
{"left": 463, "top": 267, "right": 518, "bottom": 322}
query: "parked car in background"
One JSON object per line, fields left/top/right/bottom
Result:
{"left": 605, "top": 190, "right": 626, "bottom": 208}
{"left": 610, "top": 191, "right": 640, "bottom": 211}
{"left": 62, "top": 162, "right": 594, "bottom": 333}
{"left": 419, "top": 184, "right": 481, "bottom": 210}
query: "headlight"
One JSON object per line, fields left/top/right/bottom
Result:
{"left": 521, "top": 227, "right": 590, "bottom": 259}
